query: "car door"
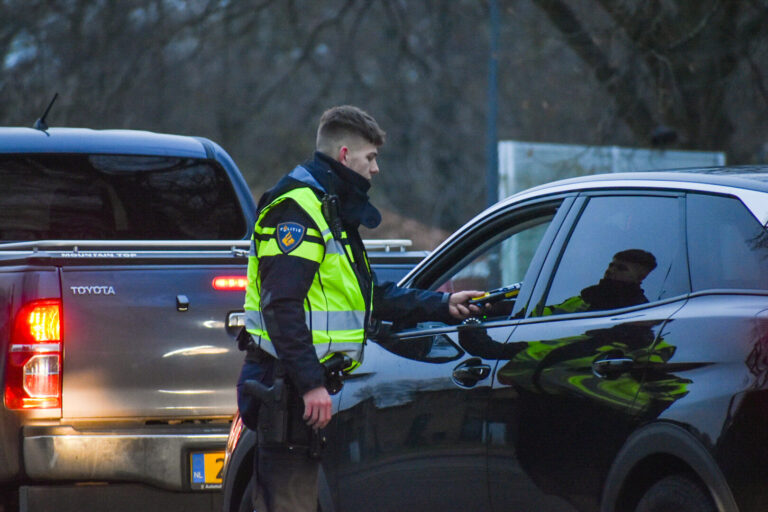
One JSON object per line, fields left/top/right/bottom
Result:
{"left": 486, "top": 192, "right": 691, "bottom": 511}
{"left": 326, "top": 196, "right": 573, "bottom": 512}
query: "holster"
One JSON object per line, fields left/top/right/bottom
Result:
{"left": 243, "top": 362, "right": 289, "bottom": 446}
{"left": 322, "top": 352, "right": 351, "bottom": 395}
{"left": 246, "top": 365, "right": 325, "bottom": 458}
{"left": 241, "top": 349, "right": 350, "bottom": 459}
{"left": 259, "top": 387, "right": 288, "bottom": 445}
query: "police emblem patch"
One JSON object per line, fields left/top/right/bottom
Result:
{"left": 276, "top": 222, "right": 306, "bottom": 254}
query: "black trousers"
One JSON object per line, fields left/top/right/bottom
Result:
{"left": 237, "top": 357, "right": 320, "bottom": 512}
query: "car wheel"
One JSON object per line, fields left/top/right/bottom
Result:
{"left": 635, "top": 475, "right": 716, "bottom": 512}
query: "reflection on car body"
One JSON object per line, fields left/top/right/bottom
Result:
{"left": 223, "top": 168, "right": 768, "bottom": 512}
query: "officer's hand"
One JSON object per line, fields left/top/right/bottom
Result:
{"left": 449, "top": 290, "right": 485, "bottom": 320}
{"left": 302, "top": 386, "right": 332, "bottom": 429}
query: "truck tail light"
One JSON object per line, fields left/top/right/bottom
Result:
{"left": 5, "top": 299, "right": 62, "bottom": 410}
{"left": 212, "top": 276, "right": 247, "bottom": 291}
{"left": 224, "top": 411, "right": 246, "bottom": 470}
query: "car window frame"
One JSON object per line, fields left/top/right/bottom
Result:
{"left": 402, "top": 194, "right": 577, "bottom": 325}
{"left": 525, "top": 189, "right": 691, "bottom": 320}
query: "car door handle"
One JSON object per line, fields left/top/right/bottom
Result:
{"left": 452, "top": 358, "right": 491, "bottom": 387}
{"left": 592, "top": 357, "right": 635, "bottom": 379}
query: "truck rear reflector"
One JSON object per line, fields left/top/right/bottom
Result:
{"left": 212, "top": 276, "right": 248, "bottom": 291}
{"left": 5, "top": 299, "right": 62, "bottom": 410}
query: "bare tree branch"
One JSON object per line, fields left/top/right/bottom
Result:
{"left": 528, "top": 0, "right": 657, "bottom": 141}
{"left": 666, "top": 1, "right": 721, "bottom": 51}
{"left": 380, "top": 0, "right": 434, "bottom": 75}
{"left": 248, "top": 0, "right": 357, "bottom": 112}
{"left": 747, "top": 53, "right": 768, "bottom": 109}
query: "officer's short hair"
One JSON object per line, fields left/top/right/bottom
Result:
{"left": 614, "top": 249, "right": 657, "bottom": 271}
{"left": 316, "top": 105, "right": 386, "bottom": 153}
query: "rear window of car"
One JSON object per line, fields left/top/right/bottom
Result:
{"left": 0, "top": 154, "right": 247, "bottom": 241}
{"left": 687, "top": 193, "right": 768, "bottom": 291}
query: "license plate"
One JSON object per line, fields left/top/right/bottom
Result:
{"left": 190, "top": 451, "right": 225, "bottom": 490}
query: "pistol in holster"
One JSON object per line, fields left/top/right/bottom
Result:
{"left": 240, "top": 351, "right": 351, "bottom": 458}
{"left": 244, "top": 374, "right": 327, "bottom": 458}
{"left": 243, "top": 368, "right": 288, "bottom": 446}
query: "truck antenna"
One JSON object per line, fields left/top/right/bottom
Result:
{"left": 33, "top": 93, "right": 59, "bottom": 132}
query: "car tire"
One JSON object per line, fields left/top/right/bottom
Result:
{"left": 635, "top": 475, "right": 716, "bottom": 512}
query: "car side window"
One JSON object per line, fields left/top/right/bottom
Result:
{"left": 431, "top": 205, "right": 559, "bottom": 320}
{"left": 687, "top": 193, "right": 768, "bottom": 291}
{"left": 538, "top": 195, "right": 688, "bottom": 316}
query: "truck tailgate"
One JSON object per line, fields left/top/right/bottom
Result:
{"left": 60, "top": 264, "right": 243, "bottom": 420}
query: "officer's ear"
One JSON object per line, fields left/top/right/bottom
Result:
{"left": 337, "top": 145, "right": 349, "bottom": 164}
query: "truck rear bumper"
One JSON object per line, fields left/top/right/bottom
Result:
{"left": 22, "top": 425, "right": 228, "bottom": 491}
{"left": 20, "top": 484, "right": 223, "bottom": 512}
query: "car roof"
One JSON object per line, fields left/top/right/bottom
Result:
{"left": 424, "top": 165, "right": 768, "bottom": 267}
{"left": 0, "top": 127, "right": 209, "bottom": 158}
{"left": 516, "top": 166, "right": 768, "bottom": 197}
{"left": 492, "top": 167, "right": 768, "bottom": 215}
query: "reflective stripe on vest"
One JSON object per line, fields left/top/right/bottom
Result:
{"left": 243, "top": 183, "right": 371, "bottom": 366}
{"left": 245, "top": 309, "right": 365, "bottom": 333}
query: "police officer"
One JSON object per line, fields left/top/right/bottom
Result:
{"left": 237, "top": 105, "right": 482, "bottom": 512}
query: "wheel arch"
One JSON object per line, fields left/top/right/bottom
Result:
{"left": 600, "top": 422, "right": 738, "bottom": 512}
{"left": 222, "top": 428, "right": 256, "bottom": 512}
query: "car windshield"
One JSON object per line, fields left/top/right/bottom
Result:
{"left": 0, "top": 154, "right": 247, "bottom": 241}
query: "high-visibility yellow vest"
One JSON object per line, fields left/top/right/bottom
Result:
{"left": 244, "top": 181, "right": 371, "bottom": 369}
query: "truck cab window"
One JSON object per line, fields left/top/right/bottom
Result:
{"left": 0, "top": 154, "right": 247, "bottom": 241}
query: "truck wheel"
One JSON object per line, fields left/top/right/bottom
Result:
{"left": 635, "top": 475, "right": 716, "bottom": 512}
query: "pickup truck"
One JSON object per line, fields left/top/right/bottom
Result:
{"left": 0, "top": 127, "right": 426, "bottom": 511}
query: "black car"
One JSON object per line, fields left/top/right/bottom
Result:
{"left": 223, "top": 168, "right": 768, "bottom": 512}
